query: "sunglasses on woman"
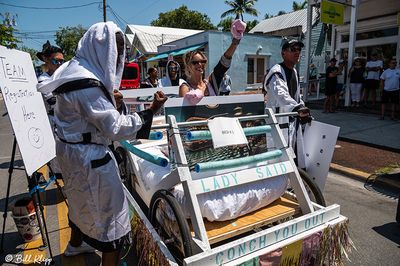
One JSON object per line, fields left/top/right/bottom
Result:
{"left": 51, "top": 58, "right": 65, "bottom": 65}
{"left": 191, "top": 59, "right": 207, "bottom": 65}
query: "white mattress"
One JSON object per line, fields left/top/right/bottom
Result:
{"left": 132, "top": 145, "right": 288, "bottom": 222}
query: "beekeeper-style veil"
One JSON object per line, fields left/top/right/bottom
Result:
{"left": 75, "top": 22, "right": 125, "bottom": 94}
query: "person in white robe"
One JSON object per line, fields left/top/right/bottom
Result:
{"left": 37, "top": 21, "right": 167, "bottom": 265}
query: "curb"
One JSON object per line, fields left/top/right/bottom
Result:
{"left": 330, "top": 163, "right": 370, "bottom": 182}
{"left": 330, "top": 163, "right": 400, "bottom": 193}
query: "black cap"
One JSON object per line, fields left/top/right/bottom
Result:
{"left": 281, "top": 39, "right": 304, "bottom": 51}
{"left": 330, "top": 58, "right": 337, "bottom": 62}
{"left": 36, "top": 40, "right": 63, "bottom": 62}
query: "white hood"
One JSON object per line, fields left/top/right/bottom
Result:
{"left": 37, "top": 21, "right": 125, "bottom": 98}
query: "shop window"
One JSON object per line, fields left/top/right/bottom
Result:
{"left": 247, "top": 57, "right": 266, "bottom": 84}
{"left": 341, "top": 27, "right": 397, "bottom": 43}
{"left": 247, "top": 58, "right": 254, "bottom": 84}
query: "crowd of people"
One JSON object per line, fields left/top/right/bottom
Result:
{"left": 310, "top": 53, "right": 399, "bottom": 119}
{"left": 33, "top": 16, "right": 398, "bottom": 265}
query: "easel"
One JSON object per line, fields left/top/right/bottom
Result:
{"left": 0, "top": 46, "right": 66, "bottom": 263}
{"left": 0, "top": 136, "right": 67, "bottom": 264}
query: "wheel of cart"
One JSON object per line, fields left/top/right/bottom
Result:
{"left": 149, "top": 189, "right": 194, "bottom": 263}
{"left": 297, "top": 167, "right": 326, "bottom": 206}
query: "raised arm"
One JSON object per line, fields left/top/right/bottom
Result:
{"left": 210, "top": 19, "right": 247, "bottom": 93}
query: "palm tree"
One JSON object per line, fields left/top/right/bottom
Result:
{"left": 292, "top": 1, "right": 308, "bottom": 11}
{"left": 264, "top": 13, "right": 273, "bottom": 19}
{"left": 221, "top": 0, "right": 258, "bottom": 21}
{"left": 277, "top": 10, "right": 287, "bottom": 16}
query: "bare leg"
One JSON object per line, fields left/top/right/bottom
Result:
{"left": 329, "top": 95, "right": 335, "bottom": 112}
{"left": 381, "top": 103, "right": 385, "bottom": 119}
{"left": 335, "top": 93, "right": 340, "bottom": 109}
{"left": 323, "top": 98, "right": 329, "bottom": 112}
{"left": 362, "top": 89, "right": 368, "bottom": 105}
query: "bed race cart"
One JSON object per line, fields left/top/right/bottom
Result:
{"left": 118, "top": 90, "right": 352, "bottom": 266}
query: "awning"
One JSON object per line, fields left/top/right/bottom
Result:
{"left": 145, "top": 43, "right": 206, "bottom": 62}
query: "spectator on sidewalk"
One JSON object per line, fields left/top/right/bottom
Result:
{"left": 309, "top": 63, "right": 318, "bottom": 95}
{"left": 348, "top": 58, "right": 366, "bottom": 107}
{"left": 363, "top": 53, "right": 383, "bottom": 107}
{"left": 335, "top": 60, "right": 346, "bottom": 109}
{"left": 140, "top": 67, "right": 159, "bottom": 88}
{"left": 379, "top": 58, "right": 400, "bottom": 120}
{"left": 324, "top": 58, "right": 338, "bottom": 113}
{"left": 219, "top": 72, "right": 232, "bottom": 95}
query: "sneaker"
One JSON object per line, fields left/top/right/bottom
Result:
{"left": 64, "top": 242, "right": 96, "bottom": 257}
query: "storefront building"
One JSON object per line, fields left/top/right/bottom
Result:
{"left": 331, "top": 0, "right": 399, "bottom": 67}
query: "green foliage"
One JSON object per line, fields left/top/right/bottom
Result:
{"left": 19, "top": 46, "right": 39, "bottom": 65}
{"left": 217, "top": 17, "right": 234, "bottom": 31}
{"left": 221, "top": 0, "right": 258, "bottom": 21}
{"left": 0, "top": 25, "right": 20, "bottom": 49}
{"left": 292, "top": 1, "right": 308, "bottom": 11}
{"left": 55, "top": 25, "right": 87, "bottom": 60}
{"left": 375, "top": 164, "right": 400, "bottom": 175}
{"left": 277, "top": 10, "right": 287, "bottom": 16}
{"left": 151, "top": 5, "right": 216, "bottom": 30}
{"left": 245, "top": 19, "right": 258, "bottom": 32}
{"left": 264, "top": 13, "right": 273, "bottom": 19}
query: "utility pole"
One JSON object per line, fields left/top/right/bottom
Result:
{"left": 103, "top": 0, "right": 106, "bottom": 22}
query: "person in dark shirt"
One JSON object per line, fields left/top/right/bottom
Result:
{"left": 324, "top": 58, "right": 339, "bottom": 113}
{"left": 140, "top": 67, "right": 159, "bottom": 88}
{"left": 348, "top": 58, "right": 366, "bottom": 107}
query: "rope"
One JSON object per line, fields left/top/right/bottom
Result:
{"left": 29, "top": 175, "right": 57, "bottom": 196}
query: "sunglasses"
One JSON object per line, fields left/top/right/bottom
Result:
{"left": 191, "top": 60, "right": 207, "bottom": 65}
{"left": 51, "top": 58, "right": 65, "bottom": 65}
{"left": 168, "top": 66, "right": 179, "bottom": 71}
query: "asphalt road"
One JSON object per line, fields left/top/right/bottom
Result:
{"left": 324, "top": 172, "right": 400, "bottom": 266}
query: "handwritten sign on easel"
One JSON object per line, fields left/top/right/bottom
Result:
{"left": 0, "top": 45, "right": 55, "bottom": 176}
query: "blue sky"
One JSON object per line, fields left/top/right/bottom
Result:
{"left": 1, "top": 0, "right": 295, "bottom": 51}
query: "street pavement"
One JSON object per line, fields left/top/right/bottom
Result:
{"left": 309, "top": 103, "right": 400, "bottom": 190}
{"left": 310, "top": 107, "right": 400, "bottom": 152}
{"left": 325, "top": 172, "right": 400, "bottom": 266}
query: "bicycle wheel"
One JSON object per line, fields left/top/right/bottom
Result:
{"left": 114, "top": 146, "right": 134, "bottom": 193}
{"left": 149, "top": 190, "right": 193, "bottom": 263}
{"left": 297, "top": 168, "right": 326, "bottom": 206}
